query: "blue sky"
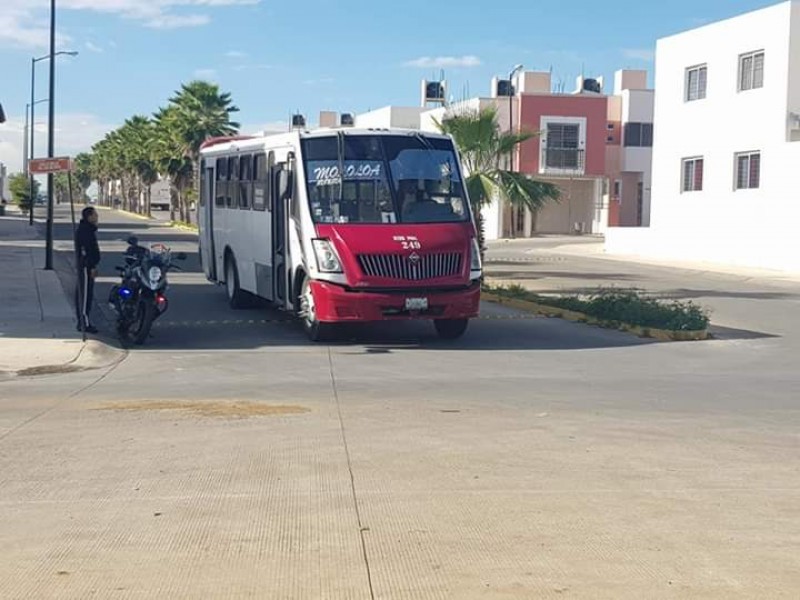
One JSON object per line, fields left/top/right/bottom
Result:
{"left": 0, "top": 0, "right": 781, "bottom": 173}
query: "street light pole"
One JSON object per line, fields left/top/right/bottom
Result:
{"left": 31, "top": 50, "right": 77, "bottom": 228}
{"left": 508, "top": 64, "right": 524, "bottom": 170}
{"left": 45, "top": 0, "right": 56, "bottom": 270}
{"left": 29, "top": 57, "right": 35, "bottom": 225}
{"left": 23, "top": 105, "right": 29, "bottom": 177}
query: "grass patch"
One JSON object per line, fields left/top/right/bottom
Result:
{"left": 484, "top": 284, "right": 710, "bottom": 332}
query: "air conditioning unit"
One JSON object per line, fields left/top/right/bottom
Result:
{"left": 340, "top": 113, "right": 355, "bottom": 127}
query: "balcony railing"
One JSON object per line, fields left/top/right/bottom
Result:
{"left": 540, "top": 148, "right": 585, "bottom": 175}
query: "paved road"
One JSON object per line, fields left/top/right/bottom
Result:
{"left": 1, "top": 208, "right": 798, "bottom": 598}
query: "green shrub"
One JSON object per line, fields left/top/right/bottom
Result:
{"left": 484, "top": 285, "right": 710, "bottom": 331}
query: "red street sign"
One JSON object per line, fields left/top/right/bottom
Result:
{"left": 29, "top": 157, "right": 72, "bottom": 174}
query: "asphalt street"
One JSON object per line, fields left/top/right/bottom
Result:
{"left": 1, "top": 206, "right": 798, "bottom": 599}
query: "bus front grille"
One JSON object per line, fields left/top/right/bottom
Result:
{"left": 357, "top": 253, "right": 463, "bottom": 281}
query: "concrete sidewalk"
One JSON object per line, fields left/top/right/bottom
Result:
{"left": 0, "top": 208, "right": 119, "bottom": 378}
{"left": 487, "top": 235, "right": 800, "bottom": 284}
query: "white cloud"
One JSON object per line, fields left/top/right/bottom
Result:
{"left": 85, "top": 40, "right": 103, "bottom": 52}
{"left": 193, "top": 68, "right": 218, "bottom": 79}
{"left": 622, "top": 48, "right": 655, "bottom": 62}
{"left": 146, "top": 14, "right": 210, "bottom": 29}
{"left": 404, "top": 55, "right": 482, "bottom": 68}
{"left": 232, "top": 63, "right": 273, "bottom": 72}
{"left": 0, "top": 0, "right": 260, "bottom": 48}
{"left": 303, "top": 78, "right": 335, "bottom": 86}
{"left": 0, "top": 112, "right": 117, "bottom": 174}
{"left": 225, "top": 50, "right": 247, "bottom": 58}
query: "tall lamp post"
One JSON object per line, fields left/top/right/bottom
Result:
{"left": 508, "top": 64, "right": 524, "bottom": 169}
{"left": 44, "top": 0, "right": 79, "bottom": 269}
{"left": 25, "top": 98, "right": 50, "bottom": 225}
{"left": 30, "top": 50, "right": 77, "bottom": 227}
{"left": 507, "top": 64, "right": 523, "bottom": 237}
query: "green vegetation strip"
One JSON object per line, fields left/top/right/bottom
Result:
{"left": 483, "top": 284, "right": 710, "bottom": 341}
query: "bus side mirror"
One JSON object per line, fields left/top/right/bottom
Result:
{"left": 278, "top": 169, "right": 294, "bottom": 201}
{"left": 0, "top": 103, "right": 6, "bottom": 124}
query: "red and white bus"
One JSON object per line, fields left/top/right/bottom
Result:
{"left": 198, "top": 128, "right": 481, "bottom": 341}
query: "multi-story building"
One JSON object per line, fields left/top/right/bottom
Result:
{"left": 322, "top": 67, "right": 653, "bottom": 241}
{"left": 607, "top": 0, "right": 800, "bottom": 271}
{"left": 418, "top": 70, "right": 653, "bottom": 240}
{"left": 606, "top": 71, "right": 655, "bottom": 228}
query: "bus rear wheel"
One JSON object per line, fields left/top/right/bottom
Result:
{"left": 225, "top": 255, "right": 248, "bottom": 309}
{"left": 299, "top": 278, "right": 331, "bottom": 342}
{"left": 434, "top": 318, "right": 469, "bottom": 340}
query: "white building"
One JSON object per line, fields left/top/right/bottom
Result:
{"left": 606, "top": 0, "right": 800, "bottom": 272}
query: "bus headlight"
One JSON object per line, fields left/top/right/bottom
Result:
{"left": 312, "top": 239, "right": 343, "bottom": 273}
{"left": 470, "top": 238, "right": 482, "bottom": 272}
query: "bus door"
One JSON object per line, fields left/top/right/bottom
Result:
{"left": 271, "top": 163, "right": 288, "bottom": 306}
{"left": 199, "top": 160, "right": 217, "bottom": 281}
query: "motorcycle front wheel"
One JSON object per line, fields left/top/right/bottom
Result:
{"left": 132, "top": 300, "right": 157, "bottom": 345}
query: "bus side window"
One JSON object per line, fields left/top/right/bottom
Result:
{"left": 239, "top": 153, "right": 252, "bottom": 210}
{"left": 253, "top": 153, "right": 267, "bottom": 211}
{"left": 215, "top": 157, "right": 227, "bottom": 208}
{"left": 227, "top": 156, "right": 239, "bottom": 209}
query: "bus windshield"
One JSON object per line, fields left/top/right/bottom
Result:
{"left": 302, "top": 134, "right": 469, "bottom": 224}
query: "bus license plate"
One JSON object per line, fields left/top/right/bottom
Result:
{"left": 405, "top": 298, "right": 428, "bottom": 311}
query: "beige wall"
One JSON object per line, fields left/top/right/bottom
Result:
{"left": 534, "top": 179, "right": 598, "bottom": 234}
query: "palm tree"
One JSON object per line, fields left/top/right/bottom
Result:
{"left": 152, "top": 106, "right": 194, "bottom": 222}
{"left": 167, "top": 80, "right": 240, "bottom": 223}
{"left": 435, "top": 107, "right": 560, "bottom": 254}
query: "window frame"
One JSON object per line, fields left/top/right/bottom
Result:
{"left": 739, "top": 50, "right": 765, "bottom": 92}
{"left": 215, "top": 157, "right": 227, "bottom": 208}
{"left": 238, "top": 153, "right": 252, "bottom": 210}
{"left": 734, "top": 151, "right": 761, "bottom": 190}
{"left": 685, "top": 64, "right": 708, "bottom": 102}
{"left": 623, "top": 122, "right": 654, "bottom": 148}
{"left": 681, "top": 157, "right": 704, "bottom": 193}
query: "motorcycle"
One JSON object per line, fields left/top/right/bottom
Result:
{"left": 109, "top": 236, "right": 186, "bottom": 345}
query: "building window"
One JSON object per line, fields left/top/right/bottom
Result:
{"left": 735, "top": 151, "right": 760, "bottom": 189}
{"left": 613, "top": 179, "right": 622, "bottom": 200}
{"left": 739, "top": 51, "right": 765, "bottom": 91}
{"left": 681, "top": 157, "right": 704, "bottom": 192}
{"left": 545, "top": 122, "right": 581, "bottom": 169}
{"left": 623, "top": 123, "right": 653, "bottom": 147}
{"left": 685, "top": 65, "right": 707, "bottom": 101}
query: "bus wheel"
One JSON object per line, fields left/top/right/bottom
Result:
{"left": 299, "top": 278, "right": 330, "bottom": 342}
{"left": 225, "top": 255, "right": 248, "bottom": 309}
{"left": 434, "top": 318, "right": 469, "bottom": 340}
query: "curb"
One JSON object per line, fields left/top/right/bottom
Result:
{"left": 96, "top": 206, "right": 156, "bottom": 222}
{"left": 481, "top": 292, "right": 710, "bottom": 342}
{"left": 13, "top": 339, "right": 127, "bottom": 378}
{"left": 169, "top": 221, "right": 199, "bottom": 232}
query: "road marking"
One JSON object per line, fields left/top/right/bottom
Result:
{"left": 153, "top": 314, "right": 539, "bottom": 328}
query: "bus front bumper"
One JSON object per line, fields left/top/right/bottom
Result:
{"left": 310, "top": 280, "right": 481, "bottom": 323}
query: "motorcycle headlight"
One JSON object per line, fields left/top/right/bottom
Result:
{"left": 470, "top": 238, "right": 482, "bottom": 272}
{"left": 148, "top": 266, "right": 163, "bottom": 284}
{"left": 312, "top": 239, "right": 343, "bottom": 273}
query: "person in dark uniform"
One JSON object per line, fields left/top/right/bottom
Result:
{"left": 75, "top": 206, "right": 101, "bottom": 333}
